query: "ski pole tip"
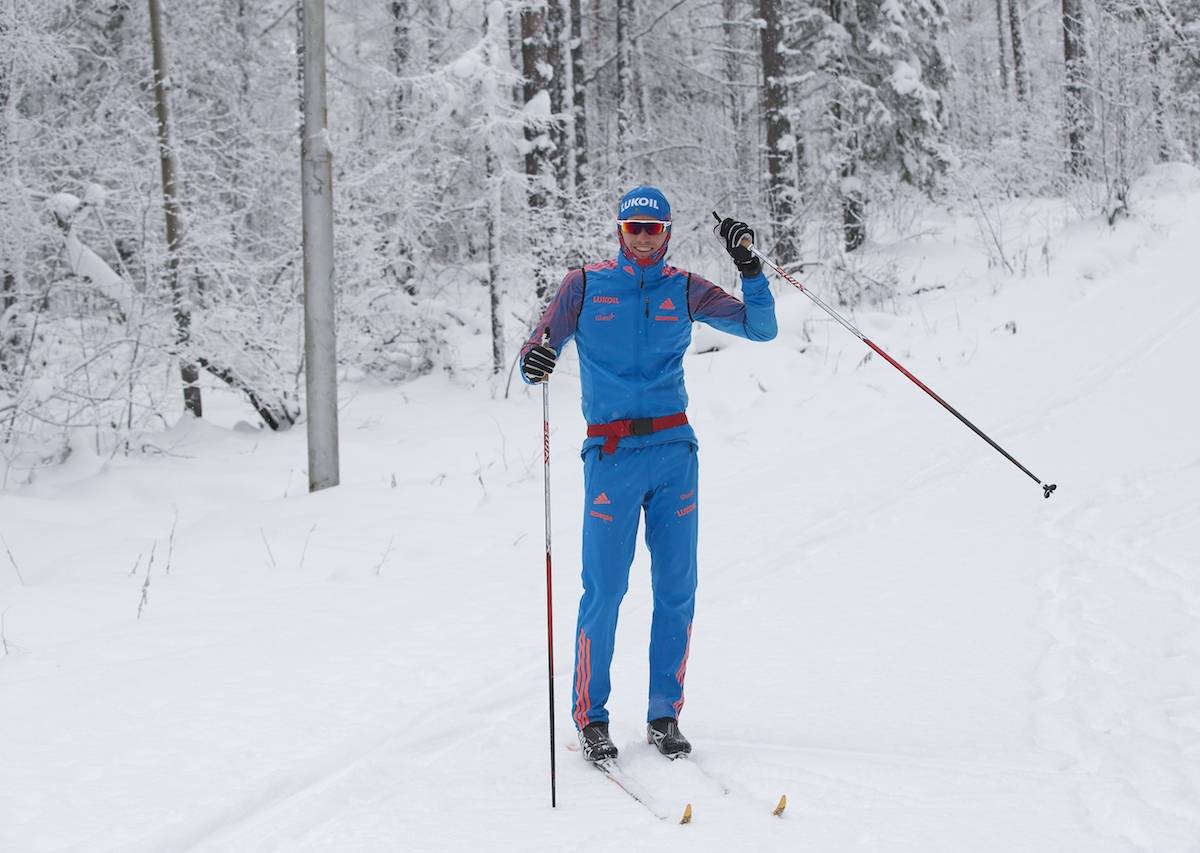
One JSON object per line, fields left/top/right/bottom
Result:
{"left": 1043, "top": 483, "right": 1057, "bottom": 499}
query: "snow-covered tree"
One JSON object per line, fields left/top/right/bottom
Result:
{"left": 814, "top": 0, "right": 954, "bottom": 251}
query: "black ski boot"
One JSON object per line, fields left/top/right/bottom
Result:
{"left": 647, "top": 717, "right": 692, "bottom": 759}
{"left": 578, "top": 721, "right": 619, "bottom": 763}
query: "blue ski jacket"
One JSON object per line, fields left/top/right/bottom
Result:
{"left": 521, "top": 247, "right": 777, "bottom": 454}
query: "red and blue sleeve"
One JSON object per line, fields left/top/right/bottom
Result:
{"left": 688, "top": 271, "right": 777, "bottom": 342}
{"left": 519, "top": 269, "right": 585, "bottom": 384}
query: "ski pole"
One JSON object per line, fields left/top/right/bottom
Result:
{"left": 540, "top": 328, "right": 558, "bottom": 807}
{"left": 714, "top": 212, "right": 1056, "bottom": 499}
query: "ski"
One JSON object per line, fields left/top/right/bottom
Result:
{"left": 681, "top": 755, "right": 788, "bottom": 817}
{"left": 570, "top": 741, "right": 785, "bottom": 820}
{"left": 594, "top": 759, "right": 692, "bottom": 824}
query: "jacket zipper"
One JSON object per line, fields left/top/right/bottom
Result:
{"left": 637, "top": 267, "right": 647, "bottom": 409}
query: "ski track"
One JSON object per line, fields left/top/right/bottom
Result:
{"left": 6, "top": 172, "right": 1200, "bottom": 852}
{"left": 1038, "top": 500, "right": 1200, "bottom": 852}
{"left": 1029, "top": 225, "right": 1200, "bottom": 852}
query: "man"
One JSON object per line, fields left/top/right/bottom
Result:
{"left": 520, "top": 185, "right": 777, "bottom": 763}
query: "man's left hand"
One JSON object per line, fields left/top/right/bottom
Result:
{"left": 716, "top": 217, "right": 762, "bottom": 276}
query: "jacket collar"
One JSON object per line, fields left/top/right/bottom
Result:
{"left": 616, "top": 246, "right": 667, "bottom": 279}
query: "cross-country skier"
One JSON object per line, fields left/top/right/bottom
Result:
{"left": 520, "top": 186, "right": 777, "bottom": 763}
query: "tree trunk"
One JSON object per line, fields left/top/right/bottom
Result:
{"left": 760, "top": 0, "right": 799, "bottom": 261}
{"left": 616, "top": 0, "right": 635, "bottom": 176}
{"left": 296, "top": 1, "right": 305, "bottom": 116}
{"left": 147, "top": 0, "right": 202, "bottom": 417}
{"left": 196, "top": 358, "right": 298, "bottom": 431}
{"left": 828, "top": 0, "right": 865, "bottom": 253}
{"left": 569, "top": 0, "right": 587, "bottom": 192}
{"left": 631, "top": 1, "right": 648, "bottom": 131}
{"left": 1147, "top": 13, "right": 1171, "bottom": 162}
{"left": 546, "top": 0, "right": 569, "bottom": 198}
{"left": 391, "top": 0, "right": 410, "bottom": 132}
{"left": 724, "top": 0, "right": 751, "bottom": 209}
{"left": 300, "top": 0, "right": 340, "bottom": 491}
{"left": 507, "top": 1, "right": 524, "bottom": 105}
{"left": 1062, "top": 0, "right": 1090, "bottom": 175}
{"left": 483, "top": 4, "right": 505, "bottom": 374}
{"left": 387, "top": 0, "right": 415, "bottom": 290}
{"left": 522, "top": 0, "right": 554, "bottom": 298}
{"left": 227, "top": 0, "right": 253, "bottom": 245}
{"left": 1, "top": 9, "right": 13, "bottom": 316}
{"left": 521, "top": 0, "right": 551, "bottom": 207}
{"left": 1009, "top": 0, "right": 1030, "bottom": 102}
{"left": 835, "top": 97, "right": 865, "bottom": 253}
{"left": 994, "top": 0, "right": 1010, "bottom": 94}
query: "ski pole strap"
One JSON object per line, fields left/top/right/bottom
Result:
{"left": 587, "top": 413, "right": 689, "bottom": 455}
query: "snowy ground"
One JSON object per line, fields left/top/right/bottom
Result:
{"left": 3, "top": 166, "right": 1199, "bottom": 852}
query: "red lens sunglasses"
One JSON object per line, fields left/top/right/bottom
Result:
{"left": 618, "top": 220, "right": 671, "bottom": 236}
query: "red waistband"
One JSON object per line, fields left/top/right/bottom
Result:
{"left": 586, "top": 413, "right": 689, "bottom": 455}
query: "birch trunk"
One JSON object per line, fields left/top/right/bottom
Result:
{"left": 483, "top": 3, "right": 504, "bottom": 374}
{"left": 300, "top": 0, "right": 340, "bottom": 491}
{"left": 147, "top": 0, "right": 202, "bottom": 417}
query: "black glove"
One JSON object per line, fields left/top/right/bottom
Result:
{"left": 716, "top": 217, "right": 762, "bottom": 276}
{"left": 521, "top": 342, "right": 557, "bottom": 383}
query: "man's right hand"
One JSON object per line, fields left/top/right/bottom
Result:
{"left": 521, "top": 343, "right": 557, "bottom": 383}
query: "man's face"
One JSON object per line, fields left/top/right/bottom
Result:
{"left": 622, "top": 215, "right": 669, "bottom": 259}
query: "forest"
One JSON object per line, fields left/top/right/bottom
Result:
{"left": 1, "top": 0, "right": 1196, "bottom": 482}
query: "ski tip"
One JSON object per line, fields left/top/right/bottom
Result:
{"left": 773, "top": 794, "right": 787, "bottom": 817}
{"left": 680, "top": 803, "right": 693, "bottom": 825}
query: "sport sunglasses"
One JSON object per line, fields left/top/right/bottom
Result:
{"left": 618, "top": 220, "right": 672, "bottom": 236}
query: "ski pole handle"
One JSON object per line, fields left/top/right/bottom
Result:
{"left": 712, "top": 210, "right": 754, "bottom": 250}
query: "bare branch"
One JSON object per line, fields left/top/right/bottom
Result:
{"left": 260, "top": 528, "right": 277, "bottom": 569}
{"left": 0, "top": 534, "right": 25, "bottom": 586}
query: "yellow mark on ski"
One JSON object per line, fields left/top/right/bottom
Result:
{"left": 680, "top": 803, "right": 693, "bottom": 824}
{"left": 773, "top": 794, "right": 787, "bottom": 817}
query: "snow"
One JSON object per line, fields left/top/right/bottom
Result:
{"left": 448, "top": 50, "right": 484, "bottom": 80}
{"left": 46, "top": 192, "right": 82, "bottom": 220}
{"left": 890, "top": 60, "right": 921, "bottom": 97}
{"left": 26, "top": 376, "right": 54, "bottom": 404}
{"left": 523, "top": 90, "right": 552, "bottom": 119}
{"left": 43, "top": 192, "right": 128, "bottom": 310}
{"left": 3, "top": 167, "right": 1200, "bottom": 851}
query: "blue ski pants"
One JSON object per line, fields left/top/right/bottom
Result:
{"left": 571, "top": 441, "right": 699, "bottom": 729}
